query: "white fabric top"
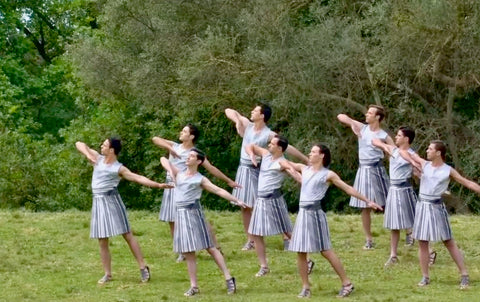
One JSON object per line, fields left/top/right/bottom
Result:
{"left": 240, "top": 123, "right": 273, "bottom": 165}
{"left": 419, "top": 162, "right": 451, "bottom": 200}
{"left": 389, "top": 147, "right": 414, "bottom": 183}
{"left": 358, "top": 124, "right": 388, "bottom": 165}
{"left": 257, "top": 153, "right": 285, "bottom": 196}
{"left": 174, "top": 171, "right": 204, "bottom": 206}
{"left": 299, "top": 166, "right": 330, "bottom": 206}
{"left": 91, "top": 155, "right": 123, "bottom": 194}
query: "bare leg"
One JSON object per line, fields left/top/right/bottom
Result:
{"left": 252, "top": 235, "right": 268, "bottom": 268}
{"left": 241, "top": 207, "right": 254, "bottom": 242}
{"left": 122, "top": 232, "right": 146, "bottom": 269}
{"left": 168, "top": 221, "right": 175, "bottom": 237}
{"left": 207, "top": 247, "right": 232, "bottom": 279}
{"left": 361, "top": 208, "right": 372, "bottom": 241}
{"left": 443, "top": 239, "right": 468, "bottom": 275}
{"left": 297, "top": 252, "right": 310, "bottom": 289}
{"left": 207, "top": 221, "right": 220, "bottom": 249}
{"left": 390, "top": 230, "right": 400, "bottom": 257}
{"left": 321, "top": 250, "right": 350, "bottom": 285}
{"left": 99, "top": 238, "right": 112, "bottom": 276}
{"left": 184, "top": 252, "right": 198, "bottom": 288}
{"left": 418, "top": 240, "right": 430, "bottom": 278}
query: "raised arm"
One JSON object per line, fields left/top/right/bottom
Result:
{"left": 372, "top": 138, "right": 395, "bottom": 155}
{"left": 160, "top": 156, "right": 179, "bottom": 180}
{"left": 279, "top": 160, "right": 305, "bottom": 183}
{"left": 285, "top": 144, "right": 309, "bottom": 164}
{"left": 399, "top": 149, "right": 424, "bottom": 173}
{"left": 327, "top": 171, "right": 383, "bottom": 210}
{"left": 202, "top": 158, "right": 240, "bottom": 188}
{"left": 225, "top": 108, "right": 251, "bottom": 137}
{"left": 118, "top": 166, "right": 172, "bottom": 189}
{"left": 201, "top": 177, "right": 249, "bottom": 208}
{"left": 75, "top": 141, "right": 100, "bottom": 165}
{"left": 337, "top": 113, "right": 364, "bottom": 137}
{"left": 450, "top": 169, "right": 480, "bottom": 194}
{"left": 152, "top": 136, "right": 179, "bottom": 158}
{"left": 245, "top": 143, "right": 269, "bottom": 167}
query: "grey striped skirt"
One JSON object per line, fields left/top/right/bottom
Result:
{"left": 159, "top": 187, "right": 176, "bottom": 222}
{"left": 383, "top": 184, "right": 417, "bottom": 230}
{"left": 90, "top": 189, "right": 130, "bottom": 239}
{"left": 248, "top": 195, "right": 292, "bottom": 236}
{"left": 173, "top": 200, "right": 214, "bottom": 253}
{"left": 289, "top": 204, "right": 331, "bottom": 253}
{"left": 350, "top": 163, "right": 389, "bottom": 208}
{"left": 232, "top": 164, "right": 260, "bottom": 208}
{"left": 412, "top": 199, "right": 452, "bottom": 242}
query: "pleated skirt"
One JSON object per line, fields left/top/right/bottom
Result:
{"left": 173, "top": 203, "right": 214, "bottom": 253}
{"left": 289, "top": 208, "right": 331, "bottom": 253}
{"left": 350, "top": 164, "right": 389, "bottom": 208}
{"left": 90, "top": 189, "right": 130, "bottom": 238}
{"left": 232, "top": 164, "right": 259, "bottom": 207}
{"left": 412, "top": 200, "right": 452, "bottom": 242}
{"left": 248, "top": 196, "right": 292, "bottom": 236}
{"left": 383, "top": 186, "right": 417, "bottom": 230}
{"left": 159, "top": 187, "right": 176, "bottom": 222}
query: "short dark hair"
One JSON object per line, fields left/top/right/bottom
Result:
{"left": 108, "top": 137, "right": 122, "bottom": 155}
{"left": 431, "top": 140, "right": 446, "bottom": 161}
{"left": 274, "top": 135, "right": 289, "bottom": 152}
{"left": 369, "top": 104, "right": 386, "bottom": 122}
{"left": 186, "top": 123, "right": 200, "bottom": 143}
{"left": 191, "top": 147, "right": 206, "bottom": 164}
{"left": 314, "top": 144, "right": 331, "bottom": 167}
{"left": 399, "top": 126, "right": 415, "bottom": 144}
{"left": 259, "top": 103, "right": 272, "bottom": 123}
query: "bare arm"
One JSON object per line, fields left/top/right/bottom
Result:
{"left": 372, "top": 138, "right": 394, "bottom": 155}
{"left": 202, "top": 158, "right": 240, "bottom": 188}
{"left": 327, "top": 171, "right": 383, "bottom": 210}
{"left": 160, "top": 156, "right": 179, "bottom": 181}
{"left": 201, "top": 177, "right": 249, "bottom": 208}
{"left": 285, "top": 144, "right": 309, "bottom": 164}
{"left": 152, "top": 136, "right": 179, "bottom": 158}
{"left": 75, "top": 141, "right": 99, "bottom": 165}
{"left": 450, "top": 168, "right": 480, "bottom": 194}
{"left": 279, "top": 160, "right": 305, "bottom": 183}
{"left": 337, "top": 114, "right": 364, "bottom": 137}
{"left": 399, "top": 150, "right": 424, "bottom": 173}
{"left": 245, "top": 143, "right": 269, "bottom": 167}
{"left": 225, "top": 108, "right": 251, "bottom": 137}
{"left": 385, "top": 135, "right": 395, "bottom": 147}
{"left": 119, "top": 166, "right": 173, "bottom": 189}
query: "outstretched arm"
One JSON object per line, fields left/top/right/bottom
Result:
{"left": 225, "top": 108, "right": 251, "bottom": 137}
{"left": 245, "top": 143, "right": 269, "bottom": 167}
{"left": 399, "top": 149, "right": 424, "bottom": 174}
{"left": 372, "top": 138, "right": 395, "bottom": 156}
{"left": 152, "top": 136, "right": 179, "bottom": 158}
{"left": 118, "top": 166, "right": 173, "bottom": 189}
{"left": 279, "top": 160, "right": 305, "bottom": 183}
{"left": 75, "top": 141, "right": 99, "bottom": 165}
{"left": 202, "top": 158, "right": 240, "bottom": 188}
{"left": 160, "top": 156, "right": 179, "bottom": 181}
{"left": 285, "top": 144, "right": 309, "bottom": 164}
{"left": 327, "top": 171, "right": 382, "bottom": 210}
{"left": 450, "top": 168, "right": 480, "bottom": 194}
{"left": 201, "top": 177, "right": 249, "bottom": 208}
{"left": 337, "top": 114, "right": 364, "bottom": 137}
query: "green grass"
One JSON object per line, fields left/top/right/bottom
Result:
{"left": 0, "top": 209, "right": 479, "bottom": 301}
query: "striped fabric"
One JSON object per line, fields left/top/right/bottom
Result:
{"left": 383, "top": 185, "right": 417, "bottom": 230}
{"left": 248, "top": 196, "right": 292, "bottom": 236}
{"left": 90, "top": 189, "right": 130, "bottom": 238}
{"left": 289, "top": 208, "right": 331, "bottom": 253}
{"left": 159, "top": 187, "right": 176, "bottom": 222}
{"left": 232, "top": 164, "right": 260, "bottom": 207}
{"left": 173, "top": 202, "right": 214, "bottom": 253}
{"left": 412, "top": 200, "right": 452, "bottom": 242}
{"left": 350, "top": 164, "right": 389, "bottom": 208}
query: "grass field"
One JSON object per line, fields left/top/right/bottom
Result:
{"left": 0, "top": 209, "right": 479, "bottom": 301}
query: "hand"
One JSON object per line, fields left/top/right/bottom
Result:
{"left": 230, "top": 200, "right": 249, "bottom": 208}
{"left": 158, "top": 183, "right": 175, "bottom": 189}
{"left": 250, "top": 154, "right": 258, "bottom": 167}
{"left": 228, "top": 180, "right": 242, "bottom": 189}
{"left": 367, "top": 200, "right": 383, "bottom": 211}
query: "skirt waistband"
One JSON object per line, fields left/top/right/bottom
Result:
{"left": 176, "top": 199, "right": 201, "bottom": 210}
{"left": 258, "top": 188, "right": 283, "bottom": 199}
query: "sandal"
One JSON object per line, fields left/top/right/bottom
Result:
{"left": 337, "top": 283, "right": 354, "bottom": 298}
{"left": 140, "top": 266, "right": 150, "bottom": 283}
{"left": 417, "top": 276, "right": 430, "bottom": 287}
{"left": 97, "top": 274, "right": 112, "bottom": 285}
{"left": 460, "top": 275, "right": 469, "bottom": 290}
{"left": 297, "top": 288, "right": 311, "bottom": 298}
{"left": 307, "top": 259, "right": 315, "bottom": 275}
{"left": 184, "top": 287, "right": 200, "bottom": 297}
{"left": 226, "top": 277, "right": 236, "bottom": 294}
{"left": 255, "top": 266, "right": 270, "bottom": 277}
{"left": 429, "top": 251, "right": 437, "bottom": 266}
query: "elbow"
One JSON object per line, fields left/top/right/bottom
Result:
{"left": 152, "top": 137, "right": 160, "bottom": 144}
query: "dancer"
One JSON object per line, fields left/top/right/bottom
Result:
{"left": 403, "top": 140, "right": 478, "bottom": 289}
{"left": 225, "top": 104, "right": 307, "bottom": 250}
{"left": 246, "top": 135, "right": 295, "bottom": 277}
{"left": 160, "top": 148, "right": 248, "bottom": 296}
{"left": 337, "top": 105, "right": 393, "bottom": 249}
{"left": 152, "top": 124, "right": 239, "bottom": 261}
{"left": 281, "top": 144, "right": 382, "bottom": 298}
{"left": 372, "top": 127, "right": 417, "bottom": 266}
{"left": 75, "top": 138, "right": 172, "bottom": 284}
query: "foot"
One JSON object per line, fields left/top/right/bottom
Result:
{"left": 176, "top": 253, "right": 186, "bottom": 263}
{"left": 97, "top": 274, "right": 112, "bottom": 285}
{"left": 428, "top": 251, "right": 437, "bottom": 266}
{"left": 241, "top": 241, "right": 255, "bottom": 251}
{"left": 297, "top": 288, "right": 311, "bottom": 298}
{"left": 140, "top": 266, "right": 150, "bottom": 283}
{"left": 283, "top": 239, "right": 290, "bottom": 250}
{"left": 184, "top": 287, "right": 200, "bottom": 297}
{"left": 384, "top": 256, "right": 398, "bottom": 267}
{"left": 307, "top": 259, "right": 315, "bottom": 275}
{"left": 417, "top": 276, "right": 430, "bottom": 287}
{"left": 255, "top": 266, "right": 270, "bottom": 277}
{"left": 363, "top": 240, "right": 375, "bottom": 250}
{"left": 337, "top": 283, "right": 354, "bottom": 298}
{"left": 460, "top": 275, "right": 469, "bottom": 290}
{"left": 405, "top": 232, "right": 415, "bottom": 246}
{"left": 226, "top": 277, "right": 236, "bottom": 294}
